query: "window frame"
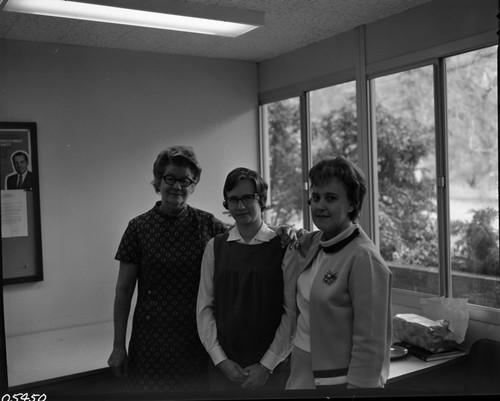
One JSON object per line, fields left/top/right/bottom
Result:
{"left": 259, "top": 37, "right": 499, "bottom": 326}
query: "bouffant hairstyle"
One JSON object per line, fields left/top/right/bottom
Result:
{"left": 151, "top": 146, "right": 202, "bottom": 193}
{"left": 308, "top": 156, "right": 366, "bottom": 222}
{"left": 222, "top": 167, "right": 268, "bottom": 210}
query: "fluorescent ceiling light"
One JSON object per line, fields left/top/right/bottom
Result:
{"left": 2, "top": 0, "right": 264, "bottom": 37}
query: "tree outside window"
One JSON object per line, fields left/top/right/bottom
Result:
{"left": 263, "top": 45, "right": 498, "bottom": 309}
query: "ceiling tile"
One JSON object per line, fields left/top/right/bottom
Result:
{"left": 0, "top": 0, "right": 433, "bottom": 61}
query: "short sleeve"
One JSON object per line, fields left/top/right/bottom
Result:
{"left": 115, "top": 219, "right": 141, "bottom": 264}
{"left": 211, "top": 216, "right": 229, "bottom": 237}
{"left": 198, "top": 210, "right": 228, "bottom": 244}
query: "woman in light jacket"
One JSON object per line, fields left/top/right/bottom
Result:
{"left": 286, "top": 156, "right": 393, "bottom": 390}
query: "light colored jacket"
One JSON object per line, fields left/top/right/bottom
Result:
{"left": 296, "top": 227, "right": 393, "bottom": 388}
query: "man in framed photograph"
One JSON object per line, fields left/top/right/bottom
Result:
{"left": 5, "top": 150, "right": 33, "bottom": 191}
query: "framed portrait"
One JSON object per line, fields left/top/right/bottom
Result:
{"left": 1, "top": 122, "right": 43, "bottom": 285}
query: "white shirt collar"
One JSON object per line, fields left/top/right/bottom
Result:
{"left": 227, "top": 222, "right": 276, "bottom": 244}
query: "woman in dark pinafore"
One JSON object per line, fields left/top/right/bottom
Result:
{"left": 196, "top": 167, "right": 299, "bottom": 391}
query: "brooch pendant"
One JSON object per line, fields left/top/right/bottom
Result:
{"left": 323, "top": 269, "right": 337, "bottom": 285}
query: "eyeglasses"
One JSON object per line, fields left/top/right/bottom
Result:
{"left": 225, "top": 193, "right": 259, "bottom": 206}
{"left": 162, "top": 175, "right": 195, "bottom": 187}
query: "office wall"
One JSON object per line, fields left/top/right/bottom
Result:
{"left": 258, "top": 29, "right": 357, "bottom": 101}
{"left": 0, "top": 39, "right": 259, "bottom": 336}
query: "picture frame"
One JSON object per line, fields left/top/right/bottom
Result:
{"left": 1, "top": 122, "right": 43, "bottom": 285}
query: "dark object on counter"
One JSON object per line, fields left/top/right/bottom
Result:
{"left": 395, "top": 341, "right": 466, "bottom": 362}
{"left": 390, "top": 344, "right": 409, "bottom": 360}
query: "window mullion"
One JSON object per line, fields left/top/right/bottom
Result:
{"left": 434, "top": 59, "right": 452, "bottom": 297}
{"left": 357, "top": 25, "right": 378, "bottom": 244}
{"left": 300, "top": 92, "right": 312, "bottom": 230}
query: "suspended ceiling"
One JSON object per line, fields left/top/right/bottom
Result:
{"left": 0, "top": 0, "right": 433, "bottom": 62}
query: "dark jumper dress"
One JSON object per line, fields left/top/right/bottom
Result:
{"left": 210, "top": 232, "right": 289, "bottom": 390}
{"left": 115, "top": 202, "right": 227, "bottom": 393}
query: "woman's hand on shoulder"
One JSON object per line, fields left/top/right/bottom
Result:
{"left": 274, "top": 225, "right": 306, "bottom": 249}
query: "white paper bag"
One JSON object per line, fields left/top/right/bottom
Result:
{"left": 420, "top": 297, "right": 469, "bottom": 343}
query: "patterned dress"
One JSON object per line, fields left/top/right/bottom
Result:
{"left": 115, "top": 202, "right": 227, "bottom": 393}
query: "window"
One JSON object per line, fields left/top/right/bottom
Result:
{"left": 371, "top": 46, "right": 498, "bottom": 309}
{"left": 261, "top": 97, "right": 302, "bottom": 227}
{"left": 310, "top": 82, "right": 358, "bottom": 166}
{"left": 260, "top": 46, "right": 498, "bottom": 311}
{"left": 262, "top": 82, "right": 357, "bottom": 230}
{"left": 447, "top": 46, "right": 499, "bottom": 308}
{"left": 372, "top": 66, "right": 439, "bottom": 295}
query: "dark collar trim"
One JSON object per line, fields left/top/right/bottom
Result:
{"left": 321, "top": 228, "right": 360, "bottom": 254}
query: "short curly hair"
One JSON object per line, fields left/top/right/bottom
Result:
{"left": 309, "top": 156, "right": 366, "bottom": 222}
{"left": 151, "top": 146, "right": 202, "bottom": 193}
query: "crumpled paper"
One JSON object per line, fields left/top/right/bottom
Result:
{"left": 420, "top": 297, "right": 469, "bottom": 343}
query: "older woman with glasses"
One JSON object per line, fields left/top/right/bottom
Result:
{"left": 196, "top": 167, "right": 300, "bottom": 391}
{"left": 107, "top": 146, "right": 229, "bottom": 393}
